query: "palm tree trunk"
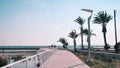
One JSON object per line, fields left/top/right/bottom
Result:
{"left": 102, "top": 25, "right": 108, "bottom": 50}
{"left": 73, "top": 39, "right": 77, "bottom": 52}
{"left": 103, "top": 32, "right": 107, "bottom": 47}
{"left": 80, "top": 27, "right": 84, "bottom": 49}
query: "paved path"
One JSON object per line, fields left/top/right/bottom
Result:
{"left": 40, "top": 49, "right": 90, "bottom": 68}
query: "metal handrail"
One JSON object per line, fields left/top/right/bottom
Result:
{"left": 1, "top": 49, "right": 54, "bottom": 68}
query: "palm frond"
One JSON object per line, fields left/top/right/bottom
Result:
{"left": 68, "top": 31, "right": 79, "bottom": 39}
{"left": 93, "top": 11, "right": 112, "bottom": 24}
{"left": 74, "top": 16, "right": 85, "bottom": 25}
{"left": 58, "top": 38, "right": 68, "bottom": 45}
{"left": 82, "top": 29, "right": 96, "bottom": 36}
{"left": 82, "top": 29, "right": 88, "bottom": 35}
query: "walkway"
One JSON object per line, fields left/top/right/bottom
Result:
{"left": 40, "top": 49, "right": 90, "bottom": 68}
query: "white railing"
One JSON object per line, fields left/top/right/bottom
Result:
{"left": 1, "top": 49, "right": 55, "bottom": 68}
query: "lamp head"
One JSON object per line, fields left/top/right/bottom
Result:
{"left": 81, "top": 9, "right": 93, "bottom": 13}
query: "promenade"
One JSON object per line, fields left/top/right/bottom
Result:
{"left": 40, "top": 49, "right": 90, "bottom": 68}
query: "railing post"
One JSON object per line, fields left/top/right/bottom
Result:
{"left": 25, "top": 60, "right": 28, "bottom": 68}
{"left": 33, "top": 57, "right": 36, "bottom": 68}
{"left": 8, "top": 66, "right": 12, "bottom": 68}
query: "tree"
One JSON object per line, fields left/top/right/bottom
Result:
{"left": 68, "top": 30, "right": 79, "bottom": 52}
{"left": 58, "top": 38, "right": 68, "bottom": 48}
{"left": 93, "top": 11, "right": 112, "bottom": 50}
{"left": 75, "top": 17, "right": 85, "bottom": 49}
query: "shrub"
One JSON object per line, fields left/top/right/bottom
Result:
{"left": 11, "top": 55, "right": 24, "bottom": 62}
{"left": 94, "top": 56, "right": 99, "bottom": 60}
{"left": 114, "top": 42, "right": 120, "bottom": 53}
{"left": 0, "top": 57, "right": 7, "bottom": 67}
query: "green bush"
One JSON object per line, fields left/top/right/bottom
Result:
{"left": 11, "top": 55, "right": 24, "bottom": 62}
{"left": 0, "top": 57, "right": 7, "bottom": 67}
{"left": 114, "top": 42, "right": 120, "bottom": 53}
{"left": 94, "top": 56, "right": 99, "bottom": 60}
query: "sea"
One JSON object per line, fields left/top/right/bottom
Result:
{"left": 0, "top": 45, "right": 114, "bottom": 50}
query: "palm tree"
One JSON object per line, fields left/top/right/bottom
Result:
{"left": 75, "top": 17, "right": 85, "bottom": 50}
{"left": 68, "top": 30, "right": 79, "bottom": 52}
{"left": 58, "top": 38, "right": 68, "bottom": 48}
{"left": 93, "top": 11, "right": 112, "bottom": 50}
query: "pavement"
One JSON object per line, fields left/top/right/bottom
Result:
{"left": 40, "top": 49, "right": 90, "bottom": 68}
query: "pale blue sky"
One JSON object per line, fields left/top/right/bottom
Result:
{"left": 0, "top": 0, "right": 120, "bottom": 45}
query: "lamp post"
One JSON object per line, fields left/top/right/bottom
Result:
{"left": 114, "top": 10, "right": 118, "bottom": 52}
{"left": 81, "top": 9, "right": 93, "bottom": 62}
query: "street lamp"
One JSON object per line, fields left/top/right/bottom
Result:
{"left": 81, "top": 9, "right": 93, "bottom": 62}
{"left": 114, "top": 10, "right": 118, "bottom": 53}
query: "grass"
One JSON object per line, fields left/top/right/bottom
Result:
{"left": 0, "top": 57, "right": 7, "bottom": 67}
{"left": 11, "top": 55, "right": 25, "bottom": 62}
{"left": 71, "top": 51, "right": 120, "bottom": 68}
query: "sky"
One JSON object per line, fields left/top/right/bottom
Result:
{"left": 0, "top": 0, "right": 120, "bottom": 46}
